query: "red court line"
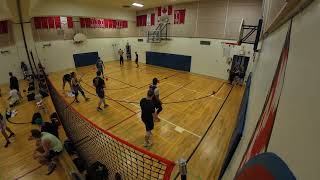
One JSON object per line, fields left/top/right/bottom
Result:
{"left": 15, "top": 165, "right": 43, "bottom": 180}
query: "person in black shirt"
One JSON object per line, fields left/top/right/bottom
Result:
{"left": 140, "top": 90, "right": 156, "bottom": 147}
{"left": 9, "top": 72, "right": 19, "bottom": 92}
{"left": 93, "top": 71, "right": 108, "bottom": 111}
{"left": 135, "top": 52, "right": 139, "bottom": 68}
{"left": 21, "top": 62, "right": 28, "bottom": 79}
{"left": 62, "top": 73, "right": 72, "bottom": 90}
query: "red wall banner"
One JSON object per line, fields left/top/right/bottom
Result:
{"left": 174, "top": 9, "right": 186, "bottom": 24}
{"left": 238, "top": 20, "right": 293, "bottom": 169}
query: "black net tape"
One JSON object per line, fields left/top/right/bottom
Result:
{"left": 46, "top": 79, "right": 175, "bottom": 180}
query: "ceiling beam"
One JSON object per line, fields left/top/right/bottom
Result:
{"left": 262, "top": 0, "right": 314, "bottom": 38}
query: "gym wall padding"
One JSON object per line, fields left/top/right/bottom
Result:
{"left": 219, "top": 73, "right": 252, "bottom": 179}
{"left": 146, "top": 51, "right": 191, "bottom": 72}
{"left": 73, "top": 52, "right": 99, "bottom": 68}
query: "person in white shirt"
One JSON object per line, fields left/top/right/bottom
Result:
{"left": 8, "top": 89, "right": 20, "bottom": 106}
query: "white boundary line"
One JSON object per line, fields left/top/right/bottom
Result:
{"left": 159, "top": 116, "right": 201, "bottom": 138}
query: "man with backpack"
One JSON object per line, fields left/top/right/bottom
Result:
{"left": 93, "top": 71, "right": 108, "bottom": 111}
{"left": 149, "top": 78, "right": 162, "bottom": 122}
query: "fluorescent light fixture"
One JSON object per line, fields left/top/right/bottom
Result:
{"left": 132, "top": 3, "right": 144, "bottom": 7}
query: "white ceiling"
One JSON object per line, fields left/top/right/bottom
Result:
{"left": 66, "top": 0, "right": 198, "bottom": 10}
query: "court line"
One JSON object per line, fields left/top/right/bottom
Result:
{"left": 107, "top": 111, "right": 140, "bottom": 130}
{"left": 164, "top": 82, "right": 224, "bottom": 101}
{"left": 79, "top": 82, "right": 136, "bottom": 113}
{"left": 15, "top": 165, "right": 43, "bottom": 180}
{"left": 173, "top": 85, "right": 234, "bottom": 179}
{"left": 159, "top": 116, "right": 201, "bottom": 138}
{"left": 161, "top": 81, "right": 193, "bottom": 101}
{"left": 106, "top": 76, "right": 140, "bottom": 89}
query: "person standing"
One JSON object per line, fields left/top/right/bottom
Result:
{"left": 9, "top": 72, "right": 19, "bottom": 92}
{"left": 93, "top": 71, "right": 108, "bottom": 111}
{"left": 135, "top": 52, "right": 139, "bottom": 68}
{"left": 9, "top": 72, "right": 22, "bottom": 99}
{"left": 96, "top": 57, "right": 105, "bottom": 78}
{"left": 118, "top": 49, "right": 124, "bottom": 66}
{"left": 62, "top": 73, "right": 72, "bottom": 91}
{"left": 70, "top": 72, "right": 89, "bottom": 103}
{"left": 140, "top": 90, "right": 156, "bottom": 147}
{"left": 21, "top": 62, "right": 28, "bottom": 79}
{"left": 149, "top": 78, "right": 162, "bottom": 121}
{"left": 0, "top": 113, "right": 15, "bottom": 148}
{"left": 30, "top": 129, "right": 63, "bottom": 174}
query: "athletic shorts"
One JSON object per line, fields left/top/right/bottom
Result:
{"left": 142, "top": 119, "right": 154, "bottom": 131}
{"left": 45, "top": 150, "right": 62, "bottom": 161}
{"left": 120, "top": 56, "right": 124, "bottom": 61}
{"left": 96, "top": 88, "right": 105, "bottom": 99}
{"left": 152, "top": 100, "right": 162, "bottom": 108}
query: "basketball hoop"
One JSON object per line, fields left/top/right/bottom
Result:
{"left": 221, "top": 42, "right": 239, "bottom": 58}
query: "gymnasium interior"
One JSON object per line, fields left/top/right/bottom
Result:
{"left": 0, "top": 0, "right": 319, "bottom": 179}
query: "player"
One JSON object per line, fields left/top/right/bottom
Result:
{"left": 93, "top": 71, "right": 108, "bottom": 111}
{"left": 140, "top": 90, "right": 156, "bottom": 147}
{"left": 0, "top": 113, "right": 15, "bottom": 148}
{"left": 149, "top": 78, "right": 162, "bottom": 121}
{"left": 135, "top": 52, "right": 139, "bottom": 68}
{"left": 118, "top": 49, "right": 124, "bottom": 66}
{"left": 70, "top": 72, "right": 89, "bottom": 103}
{"left": 62, "top": 73, "right": 72, "bottom": 90}
{"left": 96, "top": 57, "right": 105, "bottom": 78}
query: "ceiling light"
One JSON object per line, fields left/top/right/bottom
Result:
{"left": 132, "top": 3, "right": 144, "bottom": 7}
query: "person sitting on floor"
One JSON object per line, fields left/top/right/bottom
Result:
{"left": 30, "top": 129, "right": 63, "bottom": 175}
{"left": 8, "top": 89, "right": 20, "bottom": 107}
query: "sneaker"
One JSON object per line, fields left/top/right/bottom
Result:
{"left": 97, "top": 107, "right": 103, "bottom": 111}
{"left": 104, "top": 104, "right": 109, "bottom": 108}
{"left": 75, "top": 100, "right": 80, "bottom": 103}
{"left": 143, "top": 142, "right": 150, "bottom": 147}
{"left": 8, "top": 133, "right": 15, "bottom": 138}
{"left": 47, "top": 163, "right": 57, "bottom": 175}
{"left": 4, "top": 141, "right": 10, "bottom": 148}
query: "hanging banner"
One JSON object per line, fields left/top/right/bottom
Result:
{"left": 174, "top": 9, "right": 186, "bottom": 24}
{"left": 60, "top": 16, "right": 68, "bottom": 29}
{"left": 238, "top": 20, "right": 293, "bottom": 169}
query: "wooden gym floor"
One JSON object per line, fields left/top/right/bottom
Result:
{"left": 0, "top": 81, "right": 72, "bottom": 180}
{"left": 47, "top": 60, "right": 245, "bottom": 180}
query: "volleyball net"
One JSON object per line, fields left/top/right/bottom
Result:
{"left": 46, "top": 78, "right": 175, "bottom": 179}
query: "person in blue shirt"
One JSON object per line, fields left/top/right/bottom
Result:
{"left": 96, "top": 57, "right": 105, "bottom": 78}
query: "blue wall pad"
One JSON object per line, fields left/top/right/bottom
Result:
{"left": 73, "top": 52, "right": 99, "bottom": 68}
{"left": 146, "top": 51, "right": 191, "bottom": 72}
{"left": 219, "top": 73, "right": 252, "bottom": 179}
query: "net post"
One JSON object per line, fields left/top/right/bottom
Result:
{"left": 178, "top": 159, "right": 187, "bottom": 180}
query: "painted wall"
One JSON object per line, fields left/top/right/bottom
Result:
{"left": 223, "top": 0, "right": 320, "bottom": 179}
{"left": 119, "top": 37, "right": 255, "bottom": 80}
{"left": 34, "top": 38, "right": 120, "bottom": 73}
{"left": 137, "top": 0, "right": 262, "bottom": 40}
